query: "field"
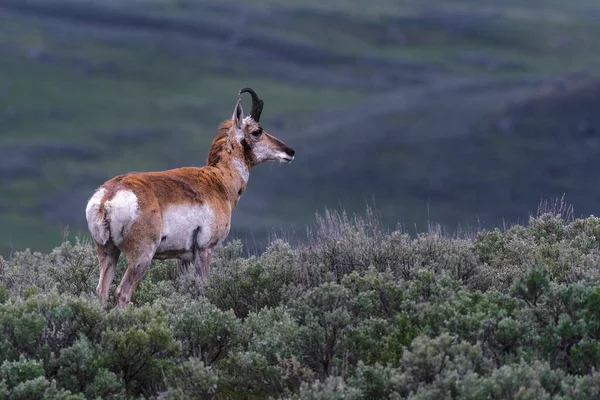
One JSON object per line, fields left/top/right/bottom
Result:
{"left": 2, "top": 1, "right": 600, "bottom": 398}
{"left": 2, "top": 204, "right": 600, "bottom": 398}
{"left": 1, "top": 0, "right": 600, "bottom": 255}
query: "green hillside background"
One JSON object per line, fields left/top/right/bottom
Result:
{"left": 1, "top": 0, "right": 600, "bottom": 255}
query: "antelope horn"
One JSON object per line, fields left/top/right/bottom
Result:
{"left": 238, "top": 87, "right": 264, "bottom": 122}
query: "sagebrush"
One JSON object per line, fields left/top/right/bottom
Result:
{"left": 1, "top": 207, "right": 600, "bottom": 399}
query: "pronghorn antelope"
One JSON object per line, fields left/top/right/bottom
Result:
{"left": 85, "top": 88, "right": 295, "bottom": 308}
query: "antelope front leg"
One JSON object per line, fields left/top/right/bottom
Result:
{"left": 194, "top": 248, "right": 212, "bottom": 280}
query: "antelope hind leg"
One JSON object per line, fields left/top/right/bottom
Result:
{"left": 95, "top": 242, "right": 121, "bottom": 308}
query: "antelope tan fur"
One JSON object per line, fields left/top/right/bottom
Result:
{"left": 85, "top": 88, "right": 295, "bottom": 308}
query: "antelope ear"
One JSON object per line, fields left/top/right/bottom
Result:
{"left": 232, "top": 99, "right": 244, "bottom": 130}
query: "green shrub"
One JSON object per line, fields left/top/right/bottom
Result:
{"left": 8, "top": 376, "right": 52, "bottom": 400}
{"left": 297, "top": 376, "right": 361, "bottom": 400}
{"left": 205, "top": 240, "right": 297, "bottom": 318}
{"left": 244, "top": 306, "right": 300, "bottom": 362}
{"left": 0, "top": 285, "right": 8, "bottom": 305}
{"left": 46, "top": 335, "right": 124, "bottom": 398}
{"left": 511, "top": 266, "right": 550, "bottom": 307}
{"left": 244, "top": 307, "right": 315, "bottom": 393}
{"left": 217, "top": 351, "right": 283, "bottom": 399}
{"left": 348, "top": 362, "right": 406, "bottom": 399}
{"left": 42, "top": 382, "right": 86, "bottom": 400}
{"left": 341, "top": 269, "right": 405, "bottom": 319}
{"left": 289, "top": 283, "right": 353, "bottom": 378}
{"left": 133, "top": 280, "right": 178, "bottom": 306}
{"left": 159, "top": 358, "right": 217, "bottom": 399}
{"left": 100, "top": 306, "right": 179, "bottom": 397}
{"left": 0, "top": 356, "right": 45, "bottom": 389}
{"left": 168, "top": 299, "right": 242, "bottom": 365}
{"left": 2, "top": 206, "right": 600, "bottom": 399}
{"left": 457, "top": 361, "right": 580, "bottom": 399}
{"left": 50, "top": 336, "right": 98, "bottom": 394}
{"left": 45, "top": 241, "right": 100, "bottom": 297}
{"left": 344, "top": 315, "right": 416, "bottom": 367}
{"left": 400, "top": 333, "right": 491, "bottom": 395}
{"left": 0, "top": 308, "right": 47, "bottom": 362}
{"left": 0, "top": 294, "right": 106, "bottom": 364}
{"left": 83, "top": 368, "right": 125, "bottom": 400}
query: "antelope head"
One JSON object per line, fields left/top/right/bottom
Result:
{"left": 232, "top": 88, "right": 295, "bottom": 165}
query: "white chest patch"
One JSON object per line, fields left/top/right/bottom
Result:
{"left": 103, "top": 190, "right": 139, "bottom": 246}
{"left": 232, "top": 158, "right": 249, "bottom": 184}
{"left": 157, "top": 203, "right": 215, "bottom": 254}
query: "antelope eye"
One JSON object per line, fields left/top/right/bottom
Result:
{"left": 251, "top": 128, "right": 263, "bottom": 137}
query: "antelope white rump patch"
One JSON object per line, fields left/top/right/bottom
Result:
{"left": 104, "top": 190, "right": 139, "bottom": 246}
{"left": 86, "top": 188, "right": 109, "bottom": 245}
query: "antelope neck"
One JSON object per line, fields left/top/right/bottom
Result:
{"left": 216, "top": 156, "right": 252, "bottom": 208}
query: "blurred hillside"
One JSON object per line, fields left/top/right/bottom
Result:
{"left": 1, "top": 0, "right": 600, "bottom": 255}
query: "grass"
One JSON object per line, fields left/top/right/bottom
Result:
{"left": 0, "top": 3, "right": 366, "bottom": 254}
{"left": 0, "top": 214, "right": 66, "bottom": 257}
{"left": 1, "top": 0, "right": 600, "bottom": 255}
